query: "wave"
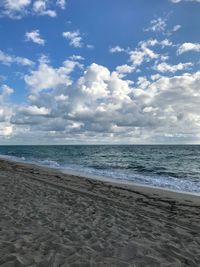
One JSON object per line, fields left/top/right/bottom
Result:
{"left": 0, "top": 153, "right": 200, "bottom": 193}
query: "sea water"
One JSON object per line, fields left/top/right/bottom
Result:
{"left": 0, "top": 145, "right": 200, "bottom": 193}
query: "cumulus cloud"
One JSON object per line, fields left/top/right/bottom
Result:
{"left": 129, "top": 41, "right": 159, "bottom": 67}
{"left": 17, "top": 105, "right": 50, "bottom": 116}
{"left": 56, "top": 0, "right": 66, "bottom": 9}
{"left": 109, "top": 19, "right": 181, "bottom": 78}
{"left": 24, "top": 58, "right": 83, "bottom": 94}
{"left": 1, "top": 0, "right": 65, "bottom": 18}
{"left": 170, "top": 0, "right": 200, "bottom": 3}
{"left": 3, "top": 0, "right": 31, "bottom": 11}
{"left": 0, "top": 84, "right": 14, "bottom": 137}
{"left": 0, "top": 125, "right": 13, "bottom": 136}
{"left": 109, "top": 46, "right": 126, "bottom": 53}
{"left": 145, "top": 17, "right": 167, "bottom": 32}
{"left": 25, "top": 30, "right": 45, "bottom": 45}
{"left": 155, "top": 62, "right": 193, "bottom": 73}
{"left": 116, "top": 65, "right": 136, "bottom": 77}
{"left": 86, "top": 44, "right": 94, "bottom": 49}
{"left": 170, "top": 0, "right": 182, "bottom": 3}
{"left": 4, "top": 59, "right": 198, "bottom": 143}
{"left": 172, "top": 25, "right": 181, "bottom": 32}
{"left": 0, "top": 13, "right": 199, "bottom": 143}
{"left": 0, "top": 50, "right": 34, "bottom": 66}
{"left": 62, "top": 31, "right": 83, "bottom": 48}
{"left": 14, "top": 63, "right": 136, "bottom": 133}
{"left": 33, "top": 0, "right": 56, "bottom": 17}
{"left": 110, "top": 38, "right": 173, "bottom": 71}
{"left": 69, "top": 55, "right": 84, "bottom": 61}
{"left": 109, "top": 38, "right": 174, "bottom": 76}
{"left": 0, "top": 84, "right": 14, "bottom": 100}
{"left": 144, "top": 15, "right": 181, "bottom": 37}
{"left": 177, "top": 42, "right": 200, "bottom": 54}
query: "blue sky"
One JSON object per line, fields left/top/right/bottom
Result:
{"left": 0, "top": 0, "right": 200, "bottom": 144}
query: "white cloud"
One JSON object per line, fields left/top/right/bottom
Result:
{"left": 1, "top": 0, "right": 66, "bottom": 18}
{"left": 109, "top": 46, "right": 126, "bottom": 53}
{"left": 69, "top": 55, "right": 84, "bottom": 61}
{"left": 145, "top": 17, "right": 167, "bottom": 32}
{"left": 170, "top": 0, "right": 200, "bottom": 3}
{"left": 138, "top": 38, "right": 173, "bottom": 49}
{"left": 159, "top": 39, "right": 173, "bottom": 47}
{"left": 0, "top": 50, "right": 34, "bottom": 66}
{"left": 129, "top": 46, "right": 159, "bottom": 67}
{"left": 151, "top": 74, "right": 162, "bottom": 81}
{"left": 16, "top": 57, "right": 34, "bottom": 66}
{"left": 0, "top": 50, "right": 16, "bottom": 65}
{"left": 86, "top": 45, "right": 94, "bottom": 49}
{"left": 116, "top": 64, "right": 135, "bottom": 77}
{"left": 3, "top": 0, "right": 31, "bottom": 11}
{"left": 170, "top": 0, "right": 182, "bottom": 3}
{"left": 0, "top": 7, "right": 199, "bottom": 143}
{"left": 0, "top": 56, "right": 199, "bottom": 143}
{"left": 25, "top": 30, "right": 45, "bottom": 45}
{"left": 0, "top": 84, "right": 14, "bottom": 137}
{"left": 18, "top": 105, "right": 50, "bottom": 116}
{"left": 24, "top": 58, "right": 82, "bottom": 94}
{"left": 0, "top": 125, "right": 13, "bottom": 137}
{"left": 139, "top": 39, "right": 158, "bottom": 47}
{"left": 126, "top": 38, "right": 173, "bottom": 68}
{"left": 0, "top": 84, "right": 14, "bottom": 99}
{"left": 55, "top": 94, "right": 68, "bottom": 101}
{"left": 177, "top": 42, "right": 200, "bottom": 54}
{"left": 172, "top": 25, "right": 181, "bottom": 32}
{"left": 155, "top": 62, "right": 193, "bottom": 73}
{"left": 56, "top": 0, "right": 66, "bottom": 9}
{"left": 33, "top": 0, "right": 57, "bottom": 17}
{"left": 145, "top": 16, "right": 180, "bottom": 37}
{"left": 110, "top": 38, "right": 173, "bottom": 74}
{"left": 62, "top": 31, "right": 83, "bottom": 48}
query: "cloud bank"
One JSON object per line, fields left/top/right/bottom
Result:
{"left": 4, "top": 59, "right": 200, "bottom": 144}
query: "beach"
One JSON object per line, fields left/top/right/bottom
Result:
{"left": 0, "top": 158, "right": 200, "bottom": 267}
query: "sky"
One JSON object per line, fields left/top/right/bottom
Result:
{"left": 0, "top": 0, "right": 200, "bottom": 144}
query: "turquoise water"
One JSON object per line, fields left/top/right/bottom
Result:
{"left": 0, "top": 145, "right": 200, "bottom": 193}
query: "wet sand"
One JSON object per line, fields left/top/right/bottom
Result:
{"left": 0, "top": 158, "right": 200, "bottom": 266}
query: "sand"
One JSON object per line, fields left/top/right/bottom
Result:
{"left": 0, "top": 159, "right": 200, "bottom": 267}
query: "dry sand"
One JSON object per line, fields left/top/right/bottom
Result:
{"left": 0, "top": 158, "right": 200, "bottom": 267}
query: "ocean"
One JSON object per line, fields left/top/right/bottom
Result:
{"left": 0, "top": 145, "right": 200, "bottom": 193}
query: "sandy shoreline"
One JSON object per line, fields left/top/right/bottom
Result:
{"left": 0, "top": 159, "right": 200, "bottom": 266}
